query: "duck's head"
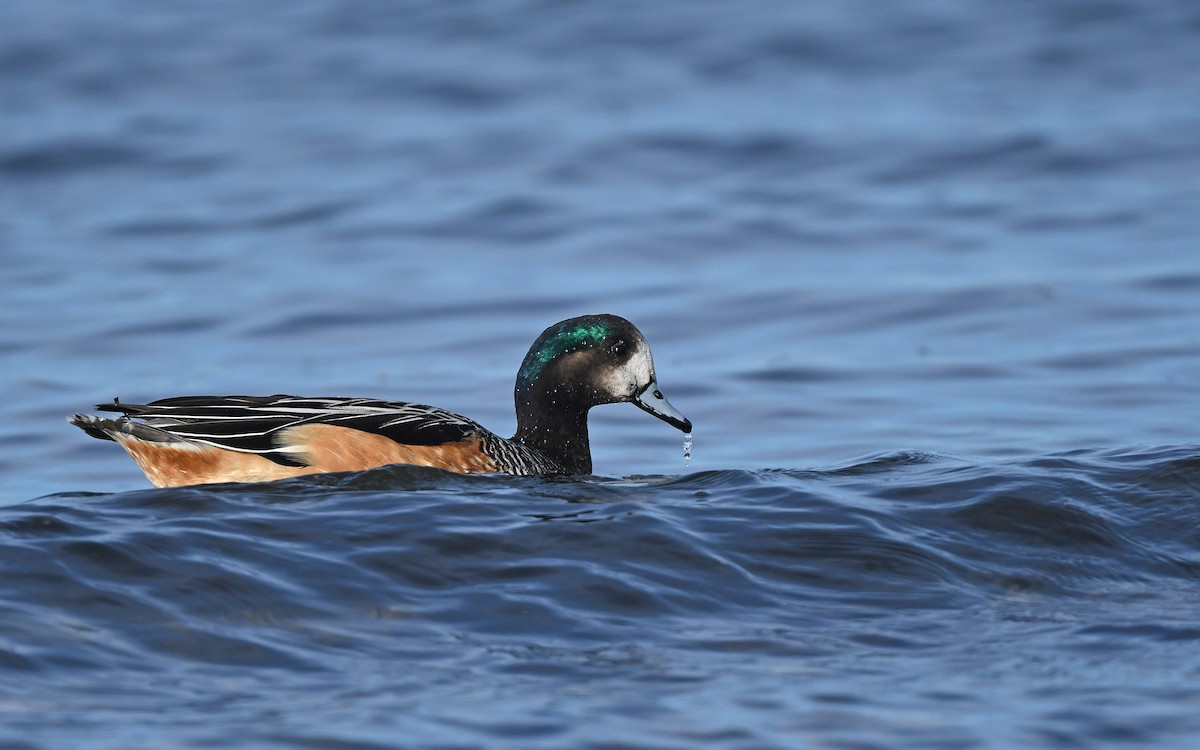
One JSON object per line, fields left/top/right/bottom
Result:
{"left": 515, "top": 314, "right": 691, "bottom": 433}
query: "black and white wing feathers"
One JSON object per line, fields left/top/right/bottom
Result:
{"left": 96, "top": 395, "right": 487, "bottom": 467}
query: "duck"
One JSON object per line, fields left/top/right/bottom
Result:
{"left": 68, "top": 314, "right": 692, "bottom": 487}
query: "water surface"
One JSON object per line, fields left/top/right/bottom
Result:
{"left": 3, "top": 1, "right": 1200, "bottom": 747}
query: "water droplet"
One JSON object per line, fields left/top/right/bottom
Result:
{"left": 683, "top": 432, "right": 692, "bottom": 468}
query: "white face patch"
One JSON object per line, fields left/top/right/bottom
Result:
{"left": 601, "top": 338, "right": 655, "bottom": 399}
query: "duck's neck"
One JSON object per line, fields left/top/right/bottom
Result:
{"left": 512, "top": 391, "right": 593, "bottom": 475}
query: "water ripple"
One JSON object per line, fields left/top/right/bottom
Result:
{"left": 5, "top": 447, "right": 1200, "bottom": 746}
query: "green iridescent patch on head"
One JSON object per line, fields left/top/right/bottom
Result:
{"left": 517, "top": 320, "right": 611, "bottom": 389}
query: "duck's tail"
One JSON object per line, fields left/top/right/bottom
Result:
{"left": 67, "top": 412, "right": 182, "bottom": 443}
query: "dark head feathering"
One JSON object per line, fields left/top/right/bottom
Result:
{"left": 512, "top": 314, "right": 691, "bottom": 474}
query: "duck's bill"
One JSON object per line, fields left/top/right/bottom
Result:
{"left": 634, "top": 380, "right": 692, "bottom": 433}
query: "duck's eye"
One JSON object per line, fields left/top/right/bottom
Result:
{"left": 611, "top": 340, "right": 628, "bottom": 357}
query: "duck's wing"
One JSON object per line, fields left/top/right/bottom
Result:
{"left": 92, "top": 395, "right": 488, "bottom": 468}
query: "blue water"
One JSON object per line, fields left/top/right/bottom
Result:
{"left": 4, "top": 1, "right": 1200, "bottom": 747}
